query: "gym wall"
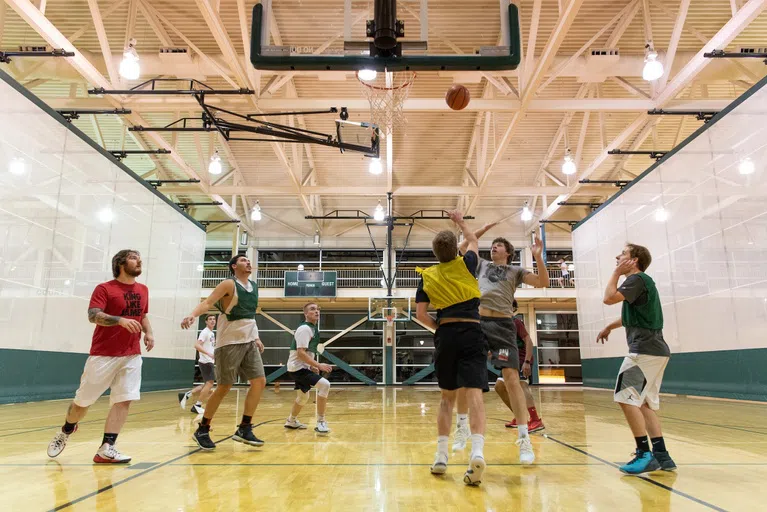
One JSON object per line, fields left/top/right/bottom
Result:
{"left": 573, "top": 74, "right": 767, "bottom": 401}
{"left": 0, "top": 70, "right": 205, "bottom": 403}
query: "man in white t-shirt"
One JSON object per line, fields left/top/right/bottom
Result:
{"left": 284, "top": 302, "right": 333, "bottom": 434}
{"left": 178, "top": 314, "right": 217, "bottom": 414}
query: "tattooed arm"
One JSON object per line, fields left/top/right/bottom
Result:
{"left": 88, "top": 308, "right": 142, "bottom": 333}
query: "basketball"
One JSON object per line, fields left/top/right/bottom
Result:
{"left": 446, "top": 84, "right": 470, "bottom": 110}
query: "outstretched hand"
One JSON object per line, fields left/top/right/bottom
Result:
{"left": 531, "top": 236, "right": 544, "bottom": 258}
{"left": 448, "top": 210, "right": 464, "bottom": 224}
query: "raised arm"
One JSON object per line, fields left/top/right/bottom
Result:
{"left": 449, "top": 210, "right": 477, "bottom": 256}
{"left": 459, "top": 221, "right": 498, "bottom": 255}
{"left": 181, "top": 280, "right": 233, "bottom": 329}
{"left": 522, "top": 236, "right": 549, "bottom": 288}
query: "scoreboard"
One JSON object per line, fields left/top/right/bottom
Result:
{"left": 284, "top": 271, "right": 337, "bottom": 297}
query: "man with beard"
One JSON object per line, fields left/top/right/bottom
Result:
{"left": 47, "top": 250, "right": 154, "bottom": 463}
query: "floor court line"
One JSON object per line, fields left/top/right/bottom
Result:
{"left": 582, "top": 401, "right": 767, "bottom": 437}
{"left": 48, "top": 418, "right": 283, "bottom": 511}
{"left": 546, "top": 435, "right": 727, "bottom": 512}
{"left": 0, "top": 406, "right": 178, "bottom": 439}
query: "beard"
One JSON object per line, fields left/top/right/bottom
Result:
{"left": 125, "top": 266, "right": 142, "bottom": 277}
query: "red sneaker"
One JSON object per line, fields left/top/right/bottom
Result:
{"left": 528, "top": 418, "right": 545, "bottom": 433}
{"left": 505, "top": 418, "right": 517, "bottom": 428}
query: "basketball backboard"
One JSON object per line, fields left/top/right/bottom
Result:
{"left": 368, "top": 296, "right": 412, "bottom": 323}
{"left": 336, "top": 119, "right": 380, "bottom": 157}
{"left": 251, "top": 0, "right": 520, "bottom": 72}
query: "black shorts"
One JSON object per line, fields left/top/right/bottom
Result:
{"left": 289, "top": 368, "right": 322, "bottom": 393}
{"left": 433, "top": 322, "right": 488, "bottom": 391}
{"left": 481, "top": 317, "right": 520, "bottom": 370}
{"left": 199, "top": 362, "right": 215, "bottom": 382}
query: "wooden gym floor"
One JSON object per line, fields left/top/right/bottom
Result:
{"left": 1, "top": 386, "right": 766, "bottom": 511}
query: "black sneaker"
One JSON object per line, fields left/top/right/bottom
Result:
{"left": 193, "top": 426, "right": 216, "bottom": 451}
{"left": 233, "top": 424, "right": 265, "bottom": 447}
{"left": 653, "top": 450, "right": 677, "bottom": 471}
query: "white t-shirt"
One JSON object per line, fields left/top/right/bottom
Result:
{"left": 287, "top": 324, "right": 316, "bottom": 372}
{"left": 197, "top": 327, "right": 216, "bottom": 364}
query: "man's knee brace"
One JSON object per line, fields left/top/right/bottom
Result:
{"left": 316, "top": 377, "right": 330, "bottom": 398}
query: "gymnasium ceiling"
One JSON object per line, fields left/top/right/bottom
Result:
{"left": 1, "top": 0, "right": 766, "bottom": 249}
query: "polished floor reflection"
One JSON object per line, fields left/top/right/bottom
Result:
{"left": 1, "top": 386, "right": 766, "bottom": 511}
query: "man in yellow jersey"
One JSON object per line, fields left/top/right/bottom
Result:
{"left": 416, "top": 210, "right": 487, "bottom": 486}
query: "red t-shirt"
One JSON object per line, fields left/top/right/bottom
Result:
{"left": 88, "top": 280, "right": 149, "bottom": 357}
{"left": 514, "top": 317, "right": 529, "bottom": 363}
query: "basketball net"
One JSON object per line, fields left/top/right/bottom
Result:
{"left": 357, "top": 71, "right": 416, "bottom": 132}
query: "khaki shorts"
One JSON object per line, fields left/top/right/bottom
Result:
{"left": 214, "top": 341, "right": 265, "bottom": 385}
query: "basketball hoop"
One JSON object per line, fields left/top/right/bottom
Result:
{"left": 357, "top": 70, "right": 416, "bottom": 132}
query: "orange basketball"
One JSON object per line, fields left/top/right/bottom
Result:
{"left": 446, "top": 84, "right": 470, "bottom": 110}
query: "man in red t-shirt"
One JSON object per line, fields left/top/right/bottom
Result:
{"left": 494, "top": 300, "right": 544, "bottom": 432}
{"left": 46, "top": 249, "right": 154, "bottom": 464}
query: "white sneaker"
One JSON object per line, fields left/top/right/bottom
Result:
{"left": 430, "top": 452, "right": 448, "bottom": 475}
{"left": 452, "top": 425, "right": 470, "bottom": 451}
{"left": 190, "top": 404, "right": 205, "bottom": 415}
{"left": 179, "top": 391, "right": 191, "bottom": 410}
{"left": 463, "top": 455, "right": 486, "bottom": 486}
{"left": 516, "top": 436, "right": 535, "bottom": 465}
{"left": 314, "top": 420, "right": 330, "bottom": 435}
{"left": 93, "top": 443, "right": 131, "bottom": 464}
{"left": 47, "top": 427, "right": 76, "bottom": 458}
{"left": 284, "top": 417, "right": 307, "bottom": 430}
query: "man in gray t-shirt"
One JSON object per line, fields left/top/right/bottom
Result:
{"left": 477, "top": 259, "right": 530, "bottom": 316}
{"left": 456, "top": 224, "right": 549, "bottom": 465}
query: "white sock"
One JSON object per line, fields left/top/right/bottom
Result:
{"left": 288, "top": 415, "right": 296, "bottom": 422}
{"left": 437, "top": 435, "right": 449, "bottom": 456}
{"left": 195, "top": 401, "right": 202, "bottom": 407}
{"left": 456, "top": 413, "right": 468, "bottom": 428}
{"left": 470, "top": 434, "right": 485, "bottom": 459}
{"left": 518, "top": 424, "right": 529, "bottom": 438}
{"left": 317, "top": 415, "right": 325, "bottom": 422}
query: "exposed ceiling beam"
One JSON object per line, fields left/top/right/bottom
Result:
{"left": 42, "top": 96, "right": 736, "bottom": 113}
{"left": 86, "top": 0, "right": 119, "bottom": 87}
{"left": 156, "top": 185, "right": 613, "bottom": 197}
{"left": 658, "top": 0, "right": 692, "bottom": 91}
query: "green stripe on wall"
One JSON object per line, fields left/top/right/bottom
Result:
{"left": 582, "top": 348, "right": 767, "bottom": 402}
{"left": 0, "top": 348, "right": 192, "bottom": 404}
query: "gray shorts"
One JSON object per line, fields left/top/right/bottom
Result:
{"left": 199, "top": 362, "right": 215, "bottom": 383}
{"left": 481, "top": 317, "right": 520, "bottom": 370}
{"left": 214, "top": 341, "right": 265, "bottom": 385}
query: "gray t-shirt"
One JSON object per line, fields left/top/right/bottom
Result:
{"left": 477, "top": 259, "right": 530, "bottom": 316}
{"left": 618, "top": 274, "right": 671, "bottom": 357}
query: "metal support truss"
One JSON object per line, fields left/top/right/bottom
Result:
{"left": 540, "top": 219, "right": 579, "bottom": 228}
{"left": 88, "top": 78, "right": 253, "bottom": 95}
{"left": 0, "top": 48, "right": 73, "bottom": 63}
{"left": 647, "top": 108, "right": 719, "bottom": 123}
{"left": 704, "top": 49, "right": 767, "bottom": 64}
{"left": 146, "top": 178, "right": 201, "bottom": 188}
{"left": 579, "top": 179, "right": 632, "bottom": 188}
{"left": 109, "top": 149, "right": 171, "bottom": 160}
{"left": 199, "top": 219, "right": 241, "bottom": 227}
{"left": 557, "top": 201, "right": 603, "bottom": 210}
{"left": 56, "top": 108, "right": 131, "bottom": 122}
{"left": 607, "top": 149, "right": 667, "bottom": 160}
{"left": 176, "top": 201, "right": 223, "bottom": 210}
{"left": 89, "top": 79, "right": 378, "bottom": 157}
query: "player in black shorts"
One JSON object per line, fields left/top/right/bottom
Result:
{"left": 285, "top": 303, "right": 334, "bottom": 435}
{"left": 416, "top": 210, "right": 488, "bottom": 486}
